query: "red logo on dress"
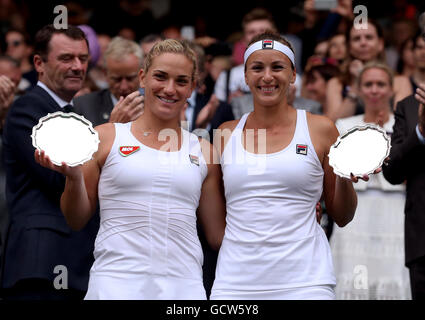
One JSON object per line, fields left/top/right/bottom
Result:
{"left": 119, "top": 146, "right": 140, "bottom": 157}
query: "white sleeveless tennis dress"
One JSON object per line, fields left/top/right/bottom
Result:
{"left": 85, "top": 122, "right": 208, "bottom": 300}
{"left": 210, "top": 110, "right": 336, "bottom": 300}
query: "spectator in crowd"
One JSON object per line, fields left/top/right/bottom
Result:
{"left": 384, "top": 18, "right": 418, "bottom": 70}
{"left": 140, "top": 34, "right": 164, "bottom": 59}
{"left": 0, "top": 54, "right": 22, "bottom": 275}
{"left": 5, "top": 28, "right": 37, "bottom": 90}
{"left": 0, "top": 24, "right": 99, "bottom": 300}
{"left": 405, "top": 32, "right": 425, "bottom": 94}
{"left": 396, "top": 37, "right": 415, "bottom": 78}
{"left": 74, "top": 37, "right": 144, "bottom": 126}
{"left": 193, "top": 41, "right": 234, "bottom": 137}
{"left": 302, "top": 56, "right": 341, "bottom": 115}
{"left": 327, "top": 33, "right": 348, "bottom": 70}
{"left": 0, "top": 55, "right": 21, "bottom": 127}
{"left": 326, "top": 19, "right": 412, "bottom": 122}
{"left": 300, "top": 0, "right": 354, "bottom": 69}
{"left": 313, "top": 39, "right": 329, "bottom": 58}
{"left": 382, "top": 12, "right": 425, "bottom": 300}
{"left": 84, "top": 33, "right": 111, "bottom": 91}
{"left": 330, "top": 62, "right": 411, "bottom": 299}
{"left": 35, "top": 39, "right": 225, "bottom": 300}
{"left": 214, "top": 8, "right": 278, "bottom": 104}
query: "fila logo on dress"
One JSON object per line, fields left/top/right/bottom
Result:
{"left": 119, "top": 146, "right": 140, "bottom": 157}
{"left": 296, "top": 144, "right": 308, "bottom": 155}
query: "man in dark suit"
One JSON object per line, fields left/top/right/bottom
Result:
{"left": 383, "top": 23, "right": 425, "bottom": 299}
{"left": 383, "top": 32, "right": 425, "bottom": 299}
{"left": 74, "top": 36, "right": 144, "bottom": 127}
{"left": 0, "top": 25, "right": 99, "bottom": 300}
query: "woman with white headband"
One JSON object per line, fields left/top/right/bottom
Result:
{"left": 210, "top": 32, "right": 368, "bottom": 299}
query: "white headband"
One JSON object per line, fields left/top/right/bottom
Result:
{"left": 244, "top": 40, "right": 295, "bottom": 67}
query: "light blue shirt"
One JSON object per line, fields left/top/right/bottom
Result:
{"left": 37, "top": 81, "right": 73, "bottom": 108}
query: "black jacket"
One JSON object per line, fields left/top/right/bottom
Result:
{"left": 383, "top": 95, "right": 425, "bottom": 266}
{"left": 74, "top": 89, "right": 115, "bottom": 127}
{"left": 1, "top": 85, "right": 99, "bottom": 291}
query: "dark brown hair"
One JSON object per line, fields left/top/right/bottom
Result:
{"left": 305, "top": 63, "right": 341, "bottom": 84}
{"left": 34, "top": 24, "right": 88, "bottom": 61}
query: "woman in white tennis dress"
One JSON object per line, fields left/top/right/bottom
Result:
{"left": 35, "top": 39, "right": 226, "bottom": 300}
{"left": 210, "top": 32, "right": 370, "bottom": 300}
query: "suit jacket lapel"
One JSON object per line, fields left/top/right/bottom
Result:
{"left": 34, "top": 85, "right": 63, "bottom": 112}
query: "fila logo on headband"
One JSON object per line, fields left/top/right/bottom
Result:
{"left": 262, "top": 40, "right": 274, "bottom": 49}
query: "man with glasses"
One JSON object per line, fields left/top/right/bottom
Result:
{"left": 74, "top": 36, "right": 144, "bottom": 126}
{"left": 383, "top": 13, "right": 425, "bottom": 300}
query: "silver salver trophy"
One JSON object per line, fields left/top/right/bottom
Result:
{"left": 31, "top": 111, "right": 100, "bottom": 166}
{"left": 328, "top": 125, "right": 391, "bottom": 179}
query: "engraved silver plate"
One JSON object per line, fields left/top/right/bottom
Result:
{"left": 31, "top": 111, "right": 100, "bottom": 166}
{"left": 328, "top": 124, "right": 391, "bottom": 179}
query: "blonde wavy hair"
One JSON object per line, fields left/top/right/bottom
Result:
{"left": 143, "top": 39, "right": 197, "bottom": 82}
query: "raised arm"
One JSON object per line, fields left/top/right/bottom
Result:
{"left": 325, "top": 77, "right": 357, "bottom": 122}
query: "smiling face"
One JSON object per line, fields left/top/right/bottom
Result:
{"left": 139, "top": 52, "right": 195, "bottom": 121}
{"left": 34, "top": 33, "right": 89, "bottom": 101}
{"left": 358, "top": 67, "right": 393, "bottom": 109}
{"left": 245, "top": 49, "right": 296, "bottom": 107}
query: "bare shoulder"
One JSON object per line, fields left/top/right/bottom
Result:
{"left": 94, "top": 122, "right": 115, "bottom": 139}
{"left": 307, "top": 113, "right": 339, "bottom": 162}
{"left": 217, "top": 119, "right": 239, "bottom": 132}
{"left": 213, "top": 119, "right": 240, "bottom": 155}
{"left": 198, "top": 137, "right": 220, "bottom": 166}
{"left": 307, "top": 113, "right": 338, "bottom": 137}
{"left": 394, "top": 74, "right": 410, "bottom": 85}
{"left": 394, "top": 75, "right": 413, "bottom": 93}
{"left": 93, "top": 122, "right": 116, "bottom": 166}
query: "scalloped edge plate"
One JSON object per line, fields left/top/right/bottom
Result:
{"left": 328, "top": 124, "right": 391, "bottom": 179}
{"left": 31, "top": 111, "right": 100, "bottom": 167}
